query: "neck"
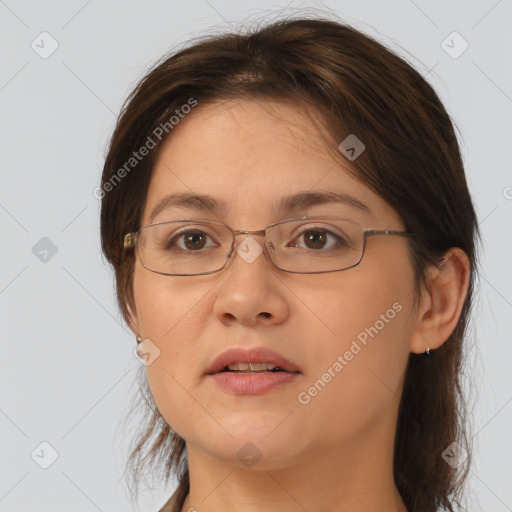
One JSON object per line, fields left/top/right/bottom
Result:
{"left": 181, "top": 418, "right": 407, "bottom": 512}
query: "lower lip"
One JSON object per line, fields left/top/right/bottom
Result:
{"left": 209, "top": 371, "right": 300, "bottom": 394}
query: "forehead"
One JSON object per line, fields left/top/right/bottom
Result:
{"left": 143, "top": 99, "right": 402, "bottom": 228}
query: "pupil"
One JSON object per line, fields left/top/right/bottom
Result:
{"left": 184, "top": 232, "right": 206, "bottom": 250}
{"left": 305, "top": 230, "right": 326, "bottom": 249}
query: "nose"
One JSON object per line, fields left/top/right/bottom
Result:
{"left": 212, "top": 234, "right": 289, "bottom": 327}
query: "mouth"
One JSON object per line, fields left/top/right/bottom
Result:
{"left": 209, "top": 365, "right": 301, "bottom": 395}
{"left": 206, "top": 347, "right": 301, "bottom": 376}
{"left": 217, "top": 362, "right": 294, "bottom": 374}
{"left": 206, "top": 347, "right": 301, "bottom": 395}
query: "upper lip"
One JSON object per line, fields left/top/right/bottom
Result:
{"left": 206, "top": 347, "right": 301, "bottom": 375}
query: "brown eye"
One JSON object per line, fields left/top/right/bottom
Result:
{"left": 290, "top": 227, "right": 349, "bottom": 251}
{"left": 302, "top": 230, "right": 328, "bottom": 250}
{"left": 182, "top": 231, "right": 208, "bottom": 250}
{"left": 166, "top": 230, "right": 214, "bottom": 251}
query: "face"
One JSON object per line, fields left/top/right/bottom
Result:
{"left": 130, "top": 99, "right": 417, "bottom": 469}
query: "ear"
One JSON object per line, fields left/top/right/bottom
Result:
{"left": 409, "top": 247, "right": 471, "bottom": 354}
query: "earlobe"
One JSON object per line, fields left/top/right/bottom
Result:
{"left": 409, "top": 248, "right": 470, "bottom": 354}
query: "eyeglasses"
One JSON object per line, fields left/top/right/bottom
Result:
{"left": 123, "top": 216, "right": 417, "bottom": 276}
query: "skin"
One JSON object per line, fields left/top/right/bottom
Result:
{"left": 128, "top": 99, "right": 470, "bottom": 512}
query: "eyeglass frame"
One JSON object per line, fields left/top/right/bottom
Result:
{"left": 123, "top": 215, "right": 419, "bottom": 276}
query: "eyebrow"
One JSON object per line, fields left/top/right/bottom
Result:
{"left": 149, "top": 190, "right": 372, "bottom": 223}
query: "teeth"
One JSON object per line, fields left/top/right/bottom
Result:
{"left": 227, "top": 362, "right": 281, "bottom": 372}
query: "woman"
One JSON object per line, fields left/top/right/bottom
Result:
{"left": 100, "top": 15, "right": 479, "bottom": 512}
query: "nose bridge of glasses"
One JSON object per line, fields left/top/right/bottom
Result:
{"left": 232, "top": 228, "right": 267, "bottom": 237}
{"left": 230, "top": 228, "right": 272, "bottom": 255}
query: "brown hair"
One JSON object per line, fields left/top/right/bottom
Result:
{"left": 101, "top": 14, "right": 479, "bottom": 512}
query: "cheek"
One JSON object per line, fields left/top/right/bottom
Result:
{"left": 132, "top": 266, "right": 224, "bottom": 437}
{"left": 306, "top": 251, "right": 413, "bottom": 360}
{"left": 296, "top": 258, "right": 414, "bottom": 436}
{"left": 133, "top": 264, "right": 207, "bottom": 341}
{"left": 131, "top": 269, "right": 182, "bottom": 394}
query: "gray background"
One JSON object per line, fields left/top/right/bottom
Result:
{"left": 0, "top": 0, "right": 511, "bottom": 510}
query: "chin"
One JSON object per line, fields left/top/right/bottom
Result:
{"left": 199, "top": 434, "right": 308, "bottom": 471}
